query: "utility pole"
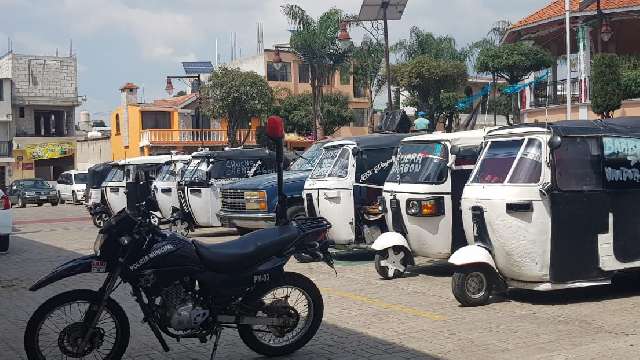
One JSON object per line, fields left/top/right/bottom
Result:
{"left": 382, "top": 1, "right": 393, "bottom": 110}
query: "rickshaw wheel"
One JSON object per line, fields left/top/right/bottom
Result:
{"left": 375, "top": 246, "right": 409, "bottom": 280}
{"left": 452, "top": 266, "right": 494, "bottom": 307}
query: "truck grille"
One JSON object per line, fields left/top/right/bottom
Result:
{"left": 221, "top": 190, "right": 247, "bottom": 211}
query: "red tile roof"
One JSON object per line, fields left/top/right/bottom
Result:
{"left": 512, "top": 0, "right": 640, "bottom": 29}
{"left": 119, "top": 82, "right": 139, "bottom": 91}
{"left": 152, "top": 93, "right": 198, "bottom": 108}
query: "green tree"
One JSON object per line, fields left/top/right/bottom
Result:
{"left": 173, "top": 90, "right": 187, "bottom": 97}
{"left": 592, "top": 54, "right": 623, "bottom": 118}
{"left": 275, "top": 92, "right": 353, "bottom": 136}
{"left": 200, "top": 67, "right": 273, "bottom": 147}
{"left": 351, "top": 36, "right": 385, "bottom": 132}
{"left": 393, "top": 27, "right": 467, "bottom": 62}
{"left": 476, "top": 42, "right": 552, "bottom": 123}
{"left": 282, "top": 4, "right": 352, "bottom": 139}
{"left": 395, "top": 55, "right": 468, "bottom": 130}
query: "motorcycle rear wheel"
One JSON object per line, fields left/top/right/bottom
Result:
{"left": 24, "top": 289, "right": 130, "bottom": 360}
{"left": 238, "top": 272, "right": 323, "bottom": 357}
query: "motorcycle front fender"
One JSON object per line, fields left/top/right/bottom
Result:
{"left": 30, "top": 255, "right": 103, "bottom": 291}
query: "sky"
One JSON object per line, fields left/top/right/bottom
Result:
{"left": 1, "top": 0, "right": 551, "bottom": 124}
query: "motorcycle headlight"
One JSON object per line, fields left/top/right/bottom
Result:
{"left": 94, "top": 234, "right": 106, "bottom": 256}
{"left": 244, "top": 191, "right": 267, "bottom": 211}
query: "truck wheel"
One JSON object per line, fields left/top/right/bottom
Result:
{"left": 452, "top": 266, "right": 495, "bottom": 307}
{"left": 72, "top": 191, "right": 78, "bottom": 204}
{"left": 374, "top": 246, "right": 410, "bottom": 280}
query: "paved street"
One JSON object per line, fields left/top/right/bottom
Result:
{"left": 3, "top": 205, "right": 640, "bottom": 359}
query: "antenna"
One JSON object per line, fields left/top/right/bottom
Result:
{"left": 69, "top": 39, "right": 73, "bottom": 57}
{"left": 215, "top": 38, "right": 219, "bottom": 67}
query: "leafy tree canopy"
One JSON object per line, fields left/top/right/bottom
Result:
{"left": 475, "top": 42, "right": 553, "bottom": 84}
{"left": 200, "top": 67, "right": 273, "bottom": 147}
{"left": 393, "top": 26, "right": 467, "bottom": 62}
{"left": 274, "top": 92, "right": 354, "bottom": 137}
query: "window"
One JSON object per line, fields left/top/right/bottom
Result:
{"left": 509, "top": 138, "right": 543, "bottom": 184}
{"left": 388, "top": 142, "right": 449, "bottom": 184}
{"left": 603, "top": 137, "right": 640, "bottom": 189}
{"left": 328, "top": 148, "right": 350, "bottom": 178}
{"left": 310, "top": 147, "right": 342, "bottom": 179}
{"left": 358, "top": 148, "right": 396, "bottom": 185}
{"left": 352, "top": 109, "right": 368, "bottom": 127}
{"left": 0, "top": 80, "right": 3, "bottom": 101}
{"left": 471, "top": 139, "right": 524, "bottom": 184}
{"left": 340, "top": 66, "right": 351, "bottom": 85}
{"left": 19, "top": 107, "right": 25, "bottom": 118}
{"left": 105, "top": 167, "right": 124, "bottom": 182}
{"left": 157, "top": 163, "right": 180, "bottom": 182}
{"left": 298, "top": 63, "right": 310, "bottom": 83}
{"left": 554, "top": 137, "right": 602, "bottom": 191}
{"left": 183, "top": 159, "right": 208, "bottom": 183}
{"left": 353, "top": 75, "right": 366, "bottom": 98}
{"left": 115, "top": 114, "right": 121, "bottom": 135}
{"left": 267, "top": 62, "right": 291, "bottom": 82}
{"left": 74, "top": 173, "right": 88, "bottom": 184}
{"left": 289, "top": 142, "right": 324, "bottom": 171}
{"left": 141, "top": 111, "right": 171, "bottom": 130}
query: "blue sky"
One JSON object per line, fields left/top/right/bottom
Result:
{"left": 1, "top": 0, "right": 550, "bottom": 124}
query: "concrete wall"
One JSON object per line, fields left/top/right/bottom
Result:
{"left": 8, "top": 53, "right": 78, "bottom": 105}
{"left": 75, "top": 137, "right": 112, "bottom": 170}
{"left": 523, "top": 99, "right": 640, "bottom": 122}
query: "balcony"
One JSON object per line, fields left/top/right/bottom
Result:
{"left": 530, "top": 78, "right": 584, "bottom": 108}
{"left": 0, "top": 141, "right": 11, "bottom": 157}
{"left": 139, "top": 129, "right": 257, "bottom": 147}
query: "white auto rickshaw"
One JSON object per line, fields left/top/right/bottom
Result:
{"left": 371, "top": 130, "right": 486, "bottom": 279}
{"left": 449, "top": 117, "right": 640, "bottom": 306}
{"left": 173, "top": 148, "right": 280, "bottom": 233}
{"left": 103, "top": 155, "right": 172, "bottom": 215}
{"left": 303, "top": 133, "right": 409, "bottom": 247}
{"left": 152, "top": 155, "right": 191, "bottom": 219}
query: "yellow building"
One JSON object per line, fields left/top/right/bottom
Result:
{"left": 110, "top": 83, "right": 257, "bottom": 161}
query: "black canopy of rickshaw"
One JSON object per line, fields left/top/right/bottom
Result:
{"left": 87, "top": 162, "right": 116, "bottom": 189}
{"left": 489, "top": 117, "right": 640, "bottom": 137}
{"left": 348, "top": 133, "right": 413, "bottom": 151}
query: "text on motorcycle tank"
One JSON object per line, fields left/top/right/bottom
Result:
{"left": 129, "top": 244, "right": 176, "bottom": 271}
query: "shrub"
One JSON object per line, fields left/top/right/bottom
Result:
{"left": 591, "top": 54, "right": 623, "bottom": 118}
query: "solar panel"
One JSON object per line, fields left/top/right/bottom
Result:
{"left": 182, "top": 61, "right": 214, "bottom": 74}
{"left": 358, "top": 0, "right": 408, "bottom": 21}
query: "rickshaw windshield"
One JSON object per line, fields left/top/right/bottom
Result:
{"left": 309, "top": 146, "right": 350, "bottom": 179}
{"left": 74, "top": 173, "right": 88, "bottom": 184}
{"left": 289, "top": 142, "right": 324, "bottom": 171}
{"left": 471, "top": 138, "right": 543, "bottom": 184}
{"left": 554, "top": 137, "right": 603, "bottom": 190}
{"left": 388, "top": 142, "right": 448, "bottom": 184}
{"left": 156, "top": 163, "right": 182, "bottom": 182}
{"left": 209, "top": 158, "right": 274, "bottom": 179}
{"left": 104, "top": 167, "right": 124, "bottom": 182}
{"left": 182, "top": 159, "right": 208, "bottom": 182}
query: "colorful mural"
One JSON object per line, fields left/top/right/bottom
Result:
{"left": 25, "top": 142, "right": 74, "bottom": 160}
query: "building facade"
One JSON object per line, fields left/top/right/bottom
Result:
{"left": 0, "top": 52, "right": 80, "bottom": 186}
{"left": 504, "top": 0, "right": 640, "bottom": 122}
{"left": 229, "top": 48, "right": 371, "bottom": 137}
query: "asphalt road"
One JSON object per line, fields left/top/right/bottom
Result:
{"left": 2, "top": 204, "right": 640, "bottom": 359}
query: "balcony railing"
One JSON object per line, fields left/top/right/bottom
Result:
{"left": 530, "top": 78, "right": 584, "bottom": 108}
{"left": 0, "top": 141, "right": 11, "bottom": 157}
{"left": 139, "top": 129, "right": 257, "bottom": 147}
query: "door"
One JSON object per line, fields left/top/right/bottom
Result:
{"left": 305, "top": 146, "right": 355, "bottom": 245}
{"left": 104, "top": 167, "right": 126, "bottom": 214}
{"left": 462, "top": 137, "right": 551, "bottom": 282}
{"left": 186, "top": 185, "right": 219, "bottom": 227}
{"left": 154, "top": 162, "right": 182, "bottom": 219}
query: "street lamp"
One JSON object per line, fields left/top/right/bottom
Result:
{"left": 165, "top": 78, "right": 174, "bottom": 96}
{"left": 337, "top": 21, "right": 353, "bottom": 50}
{"left": 358, "top": 0, "right": 408, "bottom": 111}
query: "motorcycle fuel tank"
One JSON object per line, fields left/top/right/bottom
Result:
{"left": 129, "top": 232, "right": 202, "bottom": 273}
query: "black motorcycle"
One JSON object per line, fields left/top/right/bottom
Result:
{"left": 88, "top": 202, "right": 112, "bottom": 228}
{"left": 24, "top": 117, "right": 335, "bottom": 359}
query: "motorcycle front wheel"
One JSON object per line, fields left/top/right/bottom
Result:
{"left": 238, "top": 272, "right": 324, "bottom": 357}
{"left": 24, "top": 289, "right": 130, "bottom": 360}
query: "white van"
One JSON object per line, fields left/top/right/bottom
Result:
{"left": 56, "top": 170, "right": 88, "bottom": 204}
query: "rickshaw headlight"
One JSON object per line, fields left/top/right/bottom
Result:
{"left": 245, "top": 191, "right": 267, "bottom": 211}
{"left": 407, "top": 200, "right": 420, "bottom": 216}
{"left": 406, "top": 197, "right": 445, "bottom": 217}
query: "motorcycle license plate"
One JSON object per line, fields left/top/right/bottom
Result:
{"left": 91, "top": 260, "right": 107, "bottom": 273}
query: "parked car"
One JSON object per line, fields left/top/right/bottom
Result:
{"left": 56, "top": 170, "right": 88, "bottom": 204}
{"left": 218, "top": 141, "right": 325, "bottom": 234}
{"left": 0, "top": 189, "right": 11, "bottom": 253}
{"left": 7, "top": 178, "right": 58, "bottom": 207}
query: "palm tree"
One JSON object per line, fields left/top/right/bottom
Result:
{"left": 282, "top": 4, "right": 352, "bottom": 139}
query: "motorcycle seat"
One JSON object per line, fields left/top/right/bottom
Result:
{"left": 193, "top": 225, "right": 300, "bottom": 273}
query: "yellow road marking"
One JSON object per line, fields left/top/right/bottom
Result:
{"left": 320, "top": 287, "right": 446, "bottom": 321}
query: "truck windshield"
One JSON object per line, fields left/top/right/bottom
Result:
{"left": 388, "top": 142, "right": 448, "bottom": 184}
{"left": 182, "top": 159, "right": 208, "bottom": 182}
{"left": 289, "top": 142, "right": 324, "bottom": 171}
{"left": 309, "top": 146, "right": 349, "bottom": 179}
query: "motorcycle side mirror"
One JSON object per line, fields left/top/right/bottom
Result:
{"left": 266, "top": 116, "right": 285, "bottom": 140}
{"left": 548, "top": 135, "right": 562, "bottom": 150}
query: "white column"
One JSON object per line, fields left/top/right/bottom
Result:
{"left": 578, "top": 23, "right": 591, "bottom": 119}
{"left": 565, "top": 0, "right": 572, "bottom": 120}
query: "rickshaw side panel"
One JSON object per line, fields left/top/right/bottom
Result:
{"left": 610, "top": 191, "right": 640, "bottom": 262}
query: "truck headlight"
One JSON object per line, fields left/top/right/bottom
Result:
{"left": 245, "top": 191, "right": 267, "bottom": 211}
{"left": 50, "top": 191, "right": 57, "bottom": 195}
{"left": 406, "top": 197, "right": 445, "bottom": 217}
{"left": 25, "top": 191, "right": 36, "bottom": 196}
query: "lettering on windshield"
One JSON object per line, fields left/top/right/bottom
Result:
{"left": 360, "top": 158, "right": 394, "bottom": 182}
{"left": 604, "top": 137, "right": 640, "bottom": 186}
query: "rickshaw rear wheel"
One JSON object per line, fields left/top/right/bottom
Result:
{"left": 452, "top": 265, "right": 495, "bottom": 307}
{"left": 375, "top": 246, "right": 410, "bottom": 280}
